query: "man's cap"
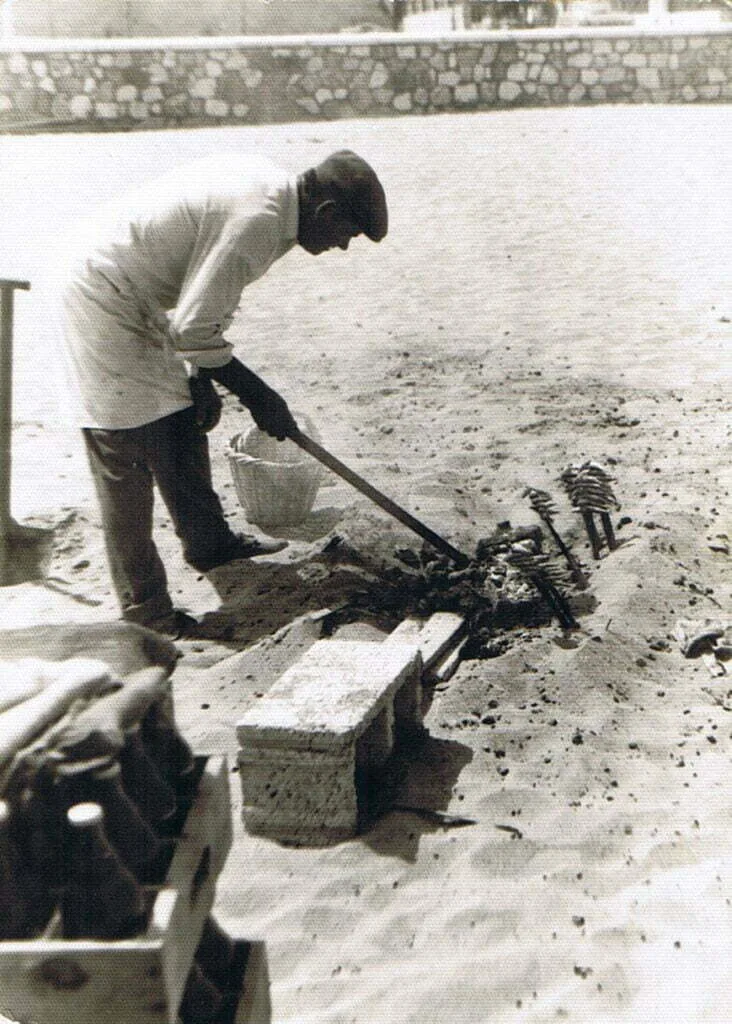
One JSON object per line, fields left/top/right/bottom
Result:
{"left": 314, "top": 150, "right": 388, "bottom": 242}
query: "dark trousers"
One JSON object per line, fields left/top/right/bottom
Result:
{"left": 83, "top": 406, "right": 236, "bottom": 625}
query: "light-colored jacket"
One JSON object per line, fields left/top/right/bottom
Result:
{"left": 59, "top": 152, "right": 298, "bottom": 429}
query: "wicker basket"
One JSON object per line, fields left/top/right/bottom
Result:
{"left": 226, "top": 420, "right": 324, "bottom": 528}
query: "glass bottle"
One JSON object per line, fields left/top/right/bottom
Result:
{"left": 119, "top": 723, "right": 178, "bottom": 832}
{"left": 140, "top": 700, "right": 198, "bottom": 806}
{"left": 0, "top": 799, "right": 38, "bottom": 938}
{"left": 61, "top": 802, "right": 148, "bottom": 940}
{"left": 13, "top": 764, "right": 65, "bottom": 891}
{"left": 55, "top": 759, "right": 165, "bottom": 883}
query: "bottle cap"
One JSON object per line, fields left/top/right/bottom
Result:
{"left": 67, "top": 802, "right": 104, "bottom": 827}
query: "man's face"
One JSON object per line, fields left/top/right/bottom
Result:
{"left": 298, "top": 201, "right": 363, "bottom": 255}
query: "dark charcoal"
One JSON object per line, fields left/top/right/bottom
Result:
{"left": 325, "top": 522, "right": 585, "bottom": 661}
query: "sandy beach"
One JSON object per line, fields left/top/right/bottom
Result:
{"left": 0, "top": 104, "right": 730, "bottom": 1022}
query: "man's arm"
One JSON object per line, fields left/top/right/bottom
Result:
{"left": 199, "top": 357, "right": 298, "bottom": 441}
{"left": 165, "top": 215, "right": 269, "bottom": 371}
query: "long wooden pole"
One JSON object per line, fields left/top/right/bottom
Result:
{"left": 0, "top": 279, "right": 31, "bottom": 582}
{"left": 290, "top": 429, "right": 471, "bottom": 568}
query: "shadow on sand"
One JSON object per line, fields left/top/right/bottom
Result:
{"left": 359, "top": 732, "right": 474, "bottom": 864}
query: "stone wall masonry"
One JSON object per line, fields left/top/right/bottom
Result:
{"left": 0, "top": 26, "right": 729, "bottom": 130}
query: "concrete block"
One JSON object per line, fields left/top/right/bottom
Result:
{"left": 430, "top": 638, "right": 468, "bottom": 684}
{"left": 356, "top": 703, "right": 394, "bottom": 771}
{"left": 238, "top": 744, "right": 358, "bottom": 845}
{"left": 237, "top": 640, "right": 422, "bottom": 845}
{"left": 238, "top": 640, "right": 421, "bottom": 750}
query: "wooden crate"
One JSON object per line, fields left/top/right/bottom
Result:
{"left": 0, "top": 755, "right": 232, "bottom": 1024}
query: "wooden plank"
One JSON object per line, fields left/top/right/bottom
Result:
{"left": 157, "top": 755, "right": 233, "bottom": 1018}
{"left": 0, "top": 937, "right": 169, "bottom": 1024}
{"left": 427, "top": 637, "right": 469, "bottom": 685}
{"left": 385, "top": 612, "right": 466, "bottom": 672}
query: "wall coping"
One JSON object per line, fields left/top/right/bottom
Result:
{"left": 1, "top": 24, "right": 731, "bottom": 53}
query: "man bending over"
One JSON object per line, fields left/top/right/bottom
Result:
{"left": 58, "top": 150, "right": 388, "bottom": 638}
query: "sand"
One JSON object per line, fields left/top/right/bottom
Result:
{"left": 0, "top": 105, "right": 730, "bottom": 1023}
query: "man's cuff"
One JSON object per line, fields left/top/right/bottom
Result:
{"left": 175, "top": 342, "right": 233, "bottom": 370}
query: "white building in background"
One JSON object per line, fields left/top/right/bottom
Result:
{"left": 0, "top": 0, "right": 393, "bottom": 37}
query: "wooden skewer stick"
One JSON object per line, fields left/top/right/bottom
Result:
{"left": 581, "top": 510, "right": 603, "bottom": 560}
{"left": 542, "top": 518, "right": 589, "bottom": 588}
{"left": 600, "top": 511, "right": 617, "bottom": 551}
{"left": 533, "top": 576, "right": 578, "bottom": 630}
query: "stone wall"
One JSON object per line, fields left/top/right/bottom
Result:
{"left": 0, "top": 26, "right": 729, "bottom": 130}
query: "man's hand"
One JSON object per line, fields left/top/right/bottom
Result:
{"left": 189, "top": 375, "right": 223, "bottom": 432}
{"left": 246, "top": 386, "right": 298, "bottom": 441}
{"left": 202, "top": 358, "right": 298, "bottom": 441}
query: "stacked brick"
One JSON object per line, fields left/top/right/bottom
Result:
{"left": 0, "top": 28, "right": 730, "bottom": 130}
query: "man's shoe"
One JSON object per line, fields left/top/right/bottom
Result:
{"left": 147, "top": 609, "right": 201, "bottom": 640}
{"left": 191, "top": 534, "right": 288, "bottom": 573}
